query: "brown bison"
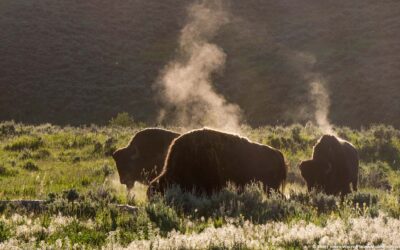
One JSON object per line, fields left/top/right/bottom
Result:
{"left": 112, "top": 128, "right": 180, "bottom": 189}
{"left": 299, "top": 134, "right": 359, "bottom": 195}
{"left": 148, "top": 128, "right": 287, "bottom": 196}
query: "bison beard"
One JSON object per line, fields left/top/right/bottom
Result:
{"left": 300, "top": 134, "right": 359, "bottom": 195}
{"left": 148, "top": 128, "right": 287, "bottom": 197}
{"left": 112, "top": 128, "right": 180, "bottom": 188}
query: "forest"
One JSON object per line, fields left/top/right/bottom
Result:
{"left": 1, "top": 0, "right": 400, "bottom": 127}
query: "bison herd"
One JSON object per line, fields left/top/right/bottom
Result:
{"left": 112, "top": 128, "right": 359, "bottom": 197}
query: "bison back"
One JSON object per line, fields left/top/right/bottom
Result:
{"left": 157, "top": 129, "right": 286, "bottom": 194}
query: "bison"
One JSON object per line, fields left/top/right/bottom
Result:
{"left": 112, "top": 128, "right": 180, "bottom": 189}
{"left": 148, "top": 128, "right": 287, "bottom": 196}
{"left": 299, "top": 134, "right": 359, "bottom": 195}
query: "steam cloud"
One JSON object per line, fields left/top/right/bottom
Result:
{"left": 155, "top": 0, "right": 242, "bottom": 132}
{"left": 310, "top": 79, "right": 334, "bottom": 135}
{"left": 291, "top": 52, "right": 335, "bottom": 134}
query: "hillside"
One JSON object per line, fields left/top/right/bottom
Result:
{"left": 1, "top": 0, "right": 400, "bottom": 127}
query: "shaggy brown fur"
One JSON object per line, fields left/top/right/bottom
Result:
{"left": 148, "top": 128, "right": 287, "bottom": 196}
{"left": 299, "top": 134, "right": 359, "bottom": 195}
{"left": 112, "top": 128, "right": 179, "bottom": 189}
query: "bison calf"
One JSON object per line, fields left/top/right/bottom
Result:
{"left": 112, "top": 128, "right": 179, "bottom": 189}
{"left": 148, "top": 128, "right": 287, "bottom": 197}
{"left": 299, "top": 134, "right": 359, "bottom": 195}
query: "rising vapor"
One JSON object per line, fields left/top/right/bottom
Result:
{"left": 155, "top": 0, "right": 242, "bottom": 132}
{"left": 310, "top": 79, "right": 334, "bottom": 135}
{"left": 290, "top": 51, "right": 335, "bottom": 134}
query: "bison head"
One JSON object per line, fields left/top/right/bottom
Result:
{"left": 112, "top": 143, "right": 141, "bottom": 189}
{"left": 299, "top": 159, "right": 333, "bottom": 192}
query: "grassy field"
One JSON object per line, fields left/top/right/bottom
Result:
{"left": 0, "top": 121, "right": 399, "bottom": 249}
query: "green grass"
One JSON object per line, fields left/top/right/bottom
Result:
{"left": 0, "top": 123, "right": 134, "bottom": 200}
{"left": 1, "top": 121, "right": 399, "bottom": 199}
{"left": 0, "top": 121, "right": 399, "bottom": 248}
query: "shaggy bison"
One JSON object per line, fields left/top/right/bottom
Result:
{"left": 148, "top": 128, "right": 287, "bottom": 196}
{"left": 112, "top": 128, "right": 180, "bottom": 189}
{"left": 299, "top": 134, "right": 359, "bottom": 195}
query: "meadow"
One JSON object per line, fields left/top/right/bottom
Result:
{"left": 0, "top": 120, "right": 399, "bottom": 249}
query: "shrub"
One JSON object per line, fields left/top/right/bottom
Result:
{"left": 347, "top": 192, "right": 379, "bottom": 207}
{"left": 0, "top": 165, "right": 6, "bottom": 175}
{"left": 57, "top": 133, "right": 95, "bottom": 149}
{"left": 0, "top": 121, "right": 16, "bottom": 137}
{"left": 87, "top": 185, "right": 119, "bottom": 204}
{"left": 310, "top": 192, "right": 338, "bottom": 213}
{"left": 101, "top": 164, "right": 115, "bottom": 177}
{"left": 380, "top": 194, "right": 400, "bottom": 218}
{"left": 0, "top": 221, "right": 11, "bottom": 243}
{"left": 146, "top": 199, "right": 181, "bottom": 236}
{"left": 4, "top": 136, "right": 43, "bottom": 151}
{"left": 371, "top": 125, "right": 399, "bottom": 141}
{"left": 109, "top": 112, "right": 135, "bottom": 127}
{"left": 390, "top": 175, "right": 400, "bottom": 194}
{"left": 104, "top": 137, "right": 117, "bottom": 156}
{"left": 93, "top": 142, "right": 103, "bottom": 154}
{"left": 81, "top": 177, "right": 91, "bottom": 186}
{"left": 291, "top": 190, "right": 338, "bottom": 213}
{"left": 291, "top": 125, "right": 303, "bottom": 143}
{"left": 72, "top": 156, "right": 81, "bottom": 163}
{"left": 0, "top": 165, "right": 18, "bottom": 176}
{"left": 47, "top": 199, "right": 98, "bottom": 219}
{"left": 92, "top": 138, "right": 117, "bottom": 156}
{"left": 162, "top": 183, "right": 301, "bottom": 224}
{"left": 357, "top": 128, "right": 400, "bottom": 171}
{"left": 63, "top": 189, "right": 80, "bottom": 202}
{"left": 33, "top": 149, "right": 51, "bottom": 159}
{"left": 47, "top": 192, "right": 57, "bottom": 202}
{"left": 117, "top": 209, "right": 155, "bottom": 245}
{"left": 48, "top": 220, "right": 106, "bottom": 247}
{"left": 18, "top": 150, "right": 32, "bottom": 160}
{"left": 21, "top": 161, "right": 39, "bottom": 171}
{"left": 359, "top": 162, "right": 392, "bottom": 190}
{"left": 96, "top": 207, "right": 118, "bottom": 231}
